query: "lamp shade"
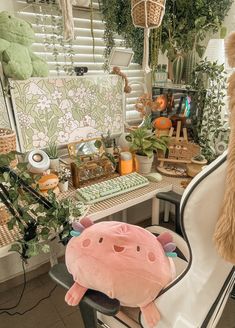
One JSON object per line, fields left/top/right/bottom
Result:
{"left": 203, "top": 39, "right": 225, "bottom": 65}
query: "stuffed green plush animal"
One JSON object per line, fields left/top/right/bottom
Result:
{"left": 0, "top": 11, "right": 49, "bottom": 80}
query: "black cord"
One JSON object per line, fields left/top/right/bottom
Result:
{"left": 0, "top": 260, "right": 26, "bottom": 311}
{"left": 0, "top": 259, "right": 57, "bottom": 316}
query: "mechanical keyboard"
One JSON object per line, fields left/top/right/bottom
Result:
{"left": 76, "top": 172, "right": 149, "bottom": 204}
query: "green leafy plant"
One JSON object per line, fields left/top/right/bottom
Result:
{"left": 0, "top": 152, "right": 87, "bottom": 259}
{"left": 161, "top": 0, "right": 233, "bottom": 60}
{"left": 125, "top": 127, "right": 168, "bottom": 158}
{"left": 101, "top": 130, "right": 113, "bottom": 148}
{"left": 99, "top": 0, "right": 144, "bottom": 68}
{"left": 189, "top": 60, "right": 227, "bottom": 162}
{"left": 45, "top": 142, "right": 58, "bottom": 159}
{"left": 139, "top": 114, "right": 153, "bottom": 130}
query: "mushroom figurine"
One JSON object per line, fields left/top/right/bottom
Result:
{"left": 153, "top": 117, "right": 172, "bottom": 137}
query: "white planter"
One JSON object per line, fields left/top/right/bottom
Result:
{"left": 58, "top": 180, "right": 69, "bottom": 192}
{"left": 117, "top": 133, "right": 131, "bottom": 151}
{"left": 50, "top": 158, "right": 60, "bottom": 171}
{"left": 135, "top": 154, "right": 154, "bottom": 174}
{"left": 105, "top": 147, "right": 114, "bottom": 155}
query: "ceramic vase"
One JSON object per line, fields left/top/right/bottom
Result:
{"left": 117, "top": 133, "right": 131, "bottom": 151}
{"left": 58, "top": 180, "right": 69, "bottom": 192}
{"left": 135, "top": 154, "right": 154, "bottom": 174}
{"left": 50, "top": 158, "right": 60, "bottom": 171}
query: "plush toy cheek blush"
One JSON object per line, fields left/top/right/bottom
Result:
{"left": 65, "top": 219, "right": 176, "bottom": 328}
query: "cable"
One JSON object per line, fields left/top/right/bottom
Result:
{"left": 0, "top": 259, "right": 57, "bottom": 316}
{"left": 0, "top": 259, "right": 26, "bottom": 312}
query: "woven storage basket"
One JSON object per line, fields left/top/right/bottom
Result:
{"left": 0, "top": 204, "right": 10, "bottom": 226}
{"left": 0, "top": 128, "right": 16, "bottom": 154}
{"left": 131, "top": 0, "right": 165, "bottom": 28}
{"left": 0, "top": 128, "right": 17, "bottom": 167}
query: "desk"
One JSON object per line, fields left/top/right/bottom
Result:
{"left": 0, "top": 176, "right": 188, "bottom": 259}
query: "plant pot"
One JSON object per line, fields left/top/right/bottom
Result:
{"left": 118, "top": 133, "right": 131, "bottom": 151}
{"left": 135, "top": 154, "right": 154, "bottom": 174}
{"left": 58, "top": 180, "right": 69, "bottom": 192}
{"left": 105, "top": 147, "right": 114, "bottom": 155}
{"left": 50, "top": 158, "right": 60, "bottom": 171}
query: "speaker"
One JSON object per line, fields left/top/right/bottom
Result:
{"left": 27, "top": 149, "right": 50, "bottom": 174}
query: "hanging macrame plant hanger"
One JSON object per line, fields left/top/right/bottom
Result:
{"left": 131, "top": 0, "right": 166, "bottom": 73}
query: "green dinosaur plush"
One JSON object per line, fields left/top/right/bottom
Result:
{"left": 0, "top": 11, "right": 49, "bottom": 80}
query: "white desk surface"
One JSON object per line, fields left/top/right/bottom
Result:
{"left": 0, "top": 175, "right": 189, "bottom": 258}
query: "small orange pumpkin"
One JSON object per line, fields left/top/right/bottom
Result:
{"left": 152, "top": 94, "right": 167, "bottom": 112}
{"left": 154, "top": 117, "right": 172, "bottom": 130}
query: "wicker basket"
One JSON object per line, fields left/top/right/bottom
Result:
{"left": 131, "top": 0, "right": 166, "bottom": 28}
{"left": 0, "top": 128, "right": 16, "bottom": 154}
{"left": 0, "top": 204, "right": 10, "bottom": 226}
{"left": 0, "top": 128, "right": 17, "bottom": 167}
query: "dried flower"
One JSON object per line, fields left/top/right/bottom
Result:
{"left": 58, "top": 166, "right": 71, "bottom": 182}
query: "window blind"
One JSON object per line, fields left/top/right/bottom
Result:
{"left": 14, "top": 0, "right": 144, "bottom": 124}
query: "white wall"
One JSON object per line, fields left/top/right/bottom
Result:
{"left": 0, "top": 0, "right": 14, "bottom": 12}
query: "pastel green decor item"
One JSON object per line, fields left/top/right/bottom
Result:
{"left": 185, "top": 49, "right": 198, "bottom": 85}
{"left": 172, "top": 54, "right": 184, "bottom": 84}
{"left": 0, "top": 11, "right": 49, "bottom": 80}
{"left": 10, "top": 75, "right": 124, "bottom": 152}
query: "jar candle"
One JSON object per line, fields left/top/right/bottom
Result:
{"left": 119, "top": 152, "right": 133, "bottom": 175}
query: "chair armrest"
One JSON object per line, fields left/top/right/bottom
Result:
{"left": 156, "top": 191, "right": 182, "bottom": 206}
{"left": 49, "top": 263, "right": 120, "bottom": 316}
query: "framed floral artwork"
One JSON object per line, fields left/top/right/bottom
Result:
{"left": 10, "top": 75, "right": 125, "bottom": 152}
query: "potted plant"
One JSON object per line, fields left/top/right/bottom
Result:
{"left": 45, "top": 142, "right": 59, "bottom": 171}
{"left": 58, "top": 166, "right": 71, "bottom": 192}
{"left": 125, "top": 127, "right": 168, "bottom": 174}
{"left": 101, "top": 130, "right": 114, "bottom": 155}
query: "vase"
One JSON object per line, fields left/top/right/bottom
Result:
{"left": 50, "top": 158, "right": 60, "bottom": 171}
{"left": 172, "top": 54, "right": 185, "bottom": 84}
{"left": 135, "top": 154, "right": 154, "bottom": 174}
{"left": 117, "top": 133, "right": 131, "bottom": 151}
{"left": 58, "top": 180, "right": 69, "bottom": 192}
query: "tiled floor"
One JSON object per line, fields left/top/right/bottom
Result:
{"left": 0, "top": 270, "right": 234, "bottom": 328}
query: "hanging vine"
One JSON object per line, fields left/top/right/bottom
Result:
{"left": 99, "top": 0, "right": 144, "bottom": 69}
{"left": 190, "top": 60, "right": 227, "bottom": 162}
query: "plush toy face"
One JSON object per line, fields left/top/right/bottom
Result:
{"left": 0, "top": 11, "right": 35, "bottom": 46}
{"left": 66, "top": 221, "right": 175, "bottom": 307}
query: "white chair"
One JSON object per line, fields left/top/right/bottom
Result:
{"left": 50, "top": 151, "right": 235, "bottom": 328}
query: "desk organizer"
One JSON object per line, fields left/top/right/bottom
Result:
{"left": 71, "top": 156, "right": 116, "bottom": 189}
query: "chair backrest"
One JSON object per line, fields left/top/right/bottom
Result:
{"left": 141, "top": 151, "right": 235, "bottom": 327}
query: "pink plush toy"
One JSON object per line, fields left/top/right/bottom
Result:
{"left": 65, "top": 218, "right": 176, "bottom": 328}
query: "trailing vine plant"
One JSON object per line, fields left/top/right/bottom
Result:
{"left": 189, "top": 60, "right": 227, "bottom": 162}
{"left": 0, "top": 153, "right": 87, "bottom": 259}
{"left": 99, "top": 0, "right": 144, "bottom": 69}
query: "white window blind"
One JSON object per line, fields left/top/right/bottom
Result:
{"left": 14, "top": 0, "right": 144, "bottom": 124}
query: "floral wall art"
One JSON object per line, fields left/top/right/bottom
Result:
{"left": 10, "top": 75, "right": 124, "bottom": 152}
